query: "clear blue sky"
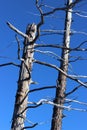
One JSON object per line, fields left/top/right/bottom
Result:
{"left": 0, "top": 0, "right": 87, "bottom": 130}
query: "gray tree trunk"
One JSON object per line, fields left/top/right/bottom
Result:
{"left": 11, "top": 24, "right": 37, "bottom": 130}
{"left": 50, "top": 0, "right": 72, "bottom": 130}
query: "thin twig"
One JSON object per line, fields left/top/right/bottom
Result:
{"left": 66, "top": 98, "right": 87, "bottom": 106}
{"left": 15, "top": 35, "right": 21, "bottom": 59}
{"left": 72, "top": 9, "right": 87, "bottom": 18}
{"left": 69, "top": 57, "right": 87, "bottom": 63}
{"left": 34, "top": 49, "right": 63, "bottom": 61}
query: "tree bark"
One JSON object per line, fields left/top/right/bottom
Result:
{"left": 50, "top": 0, "right": 72, "bottom": 130}
{"left": 11, "top": 24, "right": 37, "bottom": 130}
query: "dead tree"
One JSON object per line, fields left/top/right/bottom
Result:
{"left": 1, "top": 0, "right": 87, "bottom": 130}
{"left": 10, "top": 23, "right": 37, "bottom": 130}
{"left": 51, "top": 0, "right": 72, "bottom": 130}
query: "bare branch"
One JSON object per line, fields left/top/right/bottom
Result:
{"left": 34, "top": 59, "right": 87, "bottom": 87}
{"left": 41, "top": 29, "right": 65, "bottom": 36}
{"left": 33, "top": 0, "right": 44, "bottom": 42}
{"left": 35, "top": 43, "right": 70, "bottom": 50}
{"left": 18, "top": 96, "right": 87, "bottom": 120}
{"left": 0, "top": 62, "right": 20, "bottom": 67}
{"left": 69, "top": 56, "right": 87, "bottom": 63}
{"left": 66, "top": 98, "right": 87, "bottom": 106}
{"left": 35, "top": 43, "right": 87, "bottom": 52}
{"left": 34, "top": 49, "right": 63, "bottom": 61}
{"left": 76, "top": 40, "right": 87, "bottom": 48}
{"left": 7, "top": 22, "right": 29, "bottom": 39}
{"left": 15, "top": 35, "right": 21, "bottom": 59}
{"left": 75, "top": 10, "right": 87, "bottom": 17}
{"left": 18, "top": 102, "right": 42, "bottom": 115}
{"left": 27, "top": 99, "right": 87, "bottom": 112}
{"left": 43, "top": 0, "right": 81, "bottom": 16}
{"left": 69, "top": 75, "right": 87, "bottom": 78}
{"left": 21, "top": 123, "right": 38, "bottom": 130}
{"left": 29, "top": 86, "right": 56, "bottom": 93}
{"left": 16, "top": 85, "right": 55, "bottom": 107}
{"left": 72, "top": 30, "right": 87, "bottom": 36}
{"left": 41, "top": 29, "right": 87, "bottom": 37}
{"left": 46, "top": 99, "right": 87, "bottom": 112}
{"left": 66, "top": 84, "right": 81, "bottom": 96}
{"left": 72, "top": 9, "right": 87, "bottom": 18}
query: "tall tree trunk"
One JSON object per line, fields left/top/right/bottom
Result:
{"left": 51, "top": 0, "right": 72, "bottom": 130}
{"left": 11, "top": 24, "right": 37, "bottom": 130}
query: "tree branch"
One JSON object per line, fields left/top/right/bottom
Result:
{"left": 35, "top": 43, "right": 71, "bottom": 50}
{"left": 30, "top": 86, "right": 56, "bottom": 93}
{"left": 0, "top": 62, "right": 20, "bottom": 67}
{"left": 21, "top": 123, "right": 38, "bottom": 130}
{"left": 34, "top": 49, "right": 63, "bottom": 61}
{"left": 69, "top": 56, "right": 87, "bottom": 63}
{"left": 18, "top": 102, "right": 42, "bottom": 115}
{"left": 23, "top": 98, "right": 87, "bottom": 112}
{"left": 66, "top": 84, "right": 81, "bottom": 96}
{"left": 7, "top": 22, "right": 29, "bottom": 40}
{"left": 66, "top": 98, "right": 87, "bottom": 106}
{"left": 34, "top": 59, "right": 87, "bottom": 87}
{"left": 35, "top": 43, "right": 87, "bottom": 52}
{"left": 41, "top": 29, "right": 87, "bottom": 37}
{"left": 43, "top": 0, "right": 81, "bottom": 16}
{"left": 32, "top": 0, "right": 44, "bottom": 42}
{"left": 15, "top": 35, "right": 21, "bottom": 59}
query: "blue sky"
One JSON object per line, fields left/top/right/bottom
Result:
{"left": 0, "top": 0, "right": 87, "bottom": 130}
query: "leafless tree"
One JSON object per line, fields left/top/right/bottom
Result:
{"left": 1, "top": 0, "right": 87, "bottom": 130}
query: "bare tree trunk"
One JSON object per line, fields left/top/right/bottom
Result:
{"left": 50, "top": 0, "right": 72, "bottom": 130}
{"left": 11, "top": 24, "right": 37, "bottom": 130}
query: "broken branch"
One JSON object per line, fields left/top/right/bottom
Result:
{"left": 7, "top": 22, "right": 29, "bottom": 39}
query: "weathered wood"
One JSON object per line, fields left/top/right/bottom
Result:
{"left": 50, "top": 0, "right": 72, "bottom": 130}
{"left": 11, "top": 24, "right": 37, "bottom": 130}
